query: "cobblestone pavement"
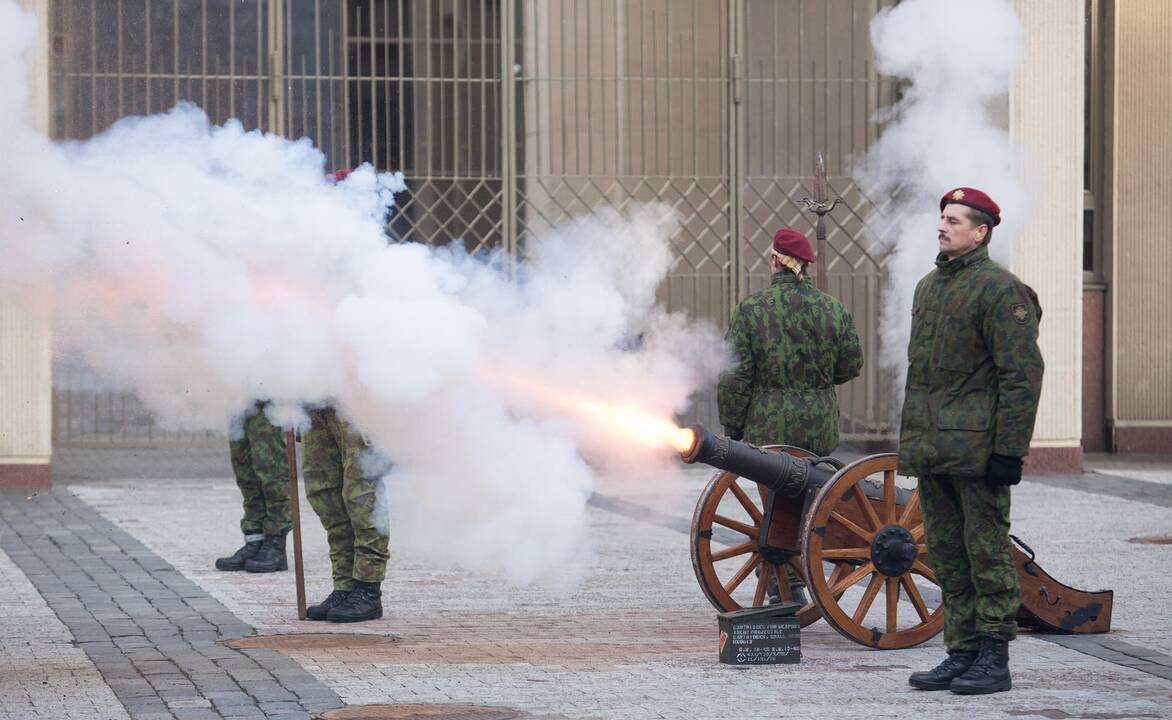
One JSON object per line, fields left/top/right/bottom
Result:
{"left": 0, "top": 486, "right": 341, "bottom": 720}
{"left": 0, "top": 539, "right": 128, "bottom": 719}
{"left": 1, "top": 447, "right": 1170, "bottom": 719}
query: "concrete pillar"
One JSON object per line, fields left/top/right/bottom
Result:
{"left": 1108, "top": 1, "right": 1172, "bottom": 452}
{"left": 1009, "top": 0, "right": 1085, "bottom": 472}
{"left": 1, "top": 0, "right": 53, "bottom": 488}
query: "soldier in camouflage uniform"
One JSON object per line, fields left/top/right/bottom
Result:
{"left": 215, "top": 401, "right": 291, "bottom": 573}
{"left": 903, "top": 187, "right": 1043, "bottom": 696}
{"left": 302, "top": 406, "right": 390, "bottom": 623}
{"left": 718, "top": 227, "right": 863, "bottom": 454}
{"left": 718, "top": 227, "right": 863, "bottom": 604}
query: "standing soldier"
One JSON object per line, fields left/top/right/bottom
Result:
{"left": 718, "top": 227, "right": 864, "bottom": 601}
{"left": 903, "top": 188, "right": 1043, "bottom": 695}
{"left": 300, "top": 168, "right": 390, "bottom": 623}
{"left": 215, "top": 401, "right": 291, "bottom": 573}
{"left": 718, "top": 227, "right": 863, "bottom": 453}
{"left": 302, "top": 406, "right": 390, "bottom": 623}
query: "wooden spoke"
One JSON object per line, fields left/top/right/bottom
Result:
{"left": 777, "top": 573, "right": 794, "bottom": 601}
{"left": 723, "top": 553, "right": 760, "bottom": 595}
{"left": 898, "top": 486, "right": 921, "bottom": 527}
{"left": 786, "top": 556, "right": 806, "bottom": 582}
{"left": 830, "top": 511, "right": 875, "bottom": 544}
{"left": 728, "top": 481, "right": 764, "bottom": 525}
{"left": 901, "top": 575, "right": 932, "bottom": 623}
{"left": 885, "top": 577, "right": 900, "bottom": 633}
{"left": 711, "top": 540, "right": 756, "bottom": 562}
{"left": 912, "top": 559, "right": 938, "bottom": 585}
{"left": 818, "top": 547, "right": 872, "bottom": 560}
{"left": 826, "top": 563, "right": 850, "bottom": 598}
{"left": 831, "top": 562, "right": 877, "bottom": 596}
{"left": 909, "top": 523, "right": 925, "bottom": 542}
{"left": 714, "top": 514, "right": 758, "bottom": 538}
{"left": 883, "top": 470, "right": 897, "bottom": 525}
{"left": 851, "top": 574, "right": 884, "bottom": 624}
{"left": 915, "top": 544, "right": 928, "bottom": 557}
{"left": 851, "top": 481, "right": 884, "bottom": 531}
{"left": 752, "top": 562, "right": 771, "bottom": 606}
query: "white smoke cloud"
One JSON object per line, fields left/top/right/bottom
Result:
{"left": 856, "top": 0, "right": 1031, "bottom": 394}
{"left": 0, "top": 0, "right": 723, "bottom": 584}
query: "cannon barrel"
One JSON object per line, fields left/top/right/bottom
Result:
{"left": 679, "top": 424, "right": 835, "bottom": 498}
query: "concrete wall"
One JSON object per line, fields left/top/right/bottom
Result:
{"left": 1, "top": 0, "right": 53, "bottom": 487}
{"left": 1010, "top": 0, "right": 1085, "bottom": 471}
{"left": 1109, "top": 1, "right": 1172, "bottom": 451}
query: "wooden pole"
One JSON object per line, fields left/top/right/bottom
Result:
{"left": 285, "top": 429, "right": 307, "bottom": 620}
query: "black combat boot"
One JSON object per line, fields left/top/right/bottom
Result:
{"left": 214, "top": 536, "right": 263, "bottom": 571}
{"left": 327, "top": 580, "right": 383, "bottom": 623}
{"left": 306, "top": 590, "right": 350, "bottom": 621}
{"left": 244, "top": 533, "right": 288, "bottom": 573}
{"left": 908, "top": 650, "right": 979, "bottom": 691}
{"left": 950, "top": 637, "right": 1011, "bottom": 694}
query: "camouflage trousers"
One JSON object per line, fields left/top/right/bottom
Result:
{"left": 920, "top": 475, "right": 1020, "bottom": 652}
{"left": 229, "top": 403, "right": 291, "bottom": 537}
{"left": 303, "top": 408, "right": 389, "bottom": 589}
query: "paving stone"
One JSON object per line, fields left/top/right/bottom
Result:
{"left": 10, "top": 453, "right": 1172, "bottom": 720}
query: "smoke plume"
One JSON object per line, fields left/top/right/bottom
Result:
{"left": 0, "top": 0, "right": 723, "bottom": 584}
{"left": 856, "top": 0, "right": 1030, "bottom": 393}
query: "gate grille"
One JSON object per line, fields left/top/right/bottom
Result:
{"left": 48, "top": 0, "right": 898, "bottom": 446}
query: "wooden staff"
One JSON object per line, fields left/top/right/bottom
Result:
{"left": 285, "top": 429, "right": 307, "bottom": 620}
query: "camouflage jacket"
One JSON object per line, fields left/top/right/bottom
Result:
{"left": 898, "top": 245, "right": 1044, "bottom": 478}
{"left": 717, "top": 272, "right": 864, "bottom": 456}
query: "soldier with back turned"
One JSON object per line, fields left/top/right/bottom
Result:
{"left": 717, "top": 227, "right": 864, "bottom": 603}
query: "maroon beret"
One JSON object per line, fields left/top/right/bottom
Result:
{"left": 771, "top": 227, "right": 816, "bottom": 263}
{"left": 940, "top": 187, "right": 1001, "bottom": 226}
{"left": 325, "top": 168, "right": 353, "bottom": 184}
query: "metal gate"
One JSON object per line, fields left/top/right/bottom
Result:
{"left": 48, "top": 0, "right": 896, "bottom": 446}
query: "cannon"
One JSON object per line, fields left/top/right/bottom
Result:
{"left": 680, "top": 424, "right": 1114, "bottom": 650}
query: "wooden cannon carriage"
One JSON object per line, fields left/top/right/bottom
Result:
{"left": 681, "top": 425, "right": 1114, "bottom": 650}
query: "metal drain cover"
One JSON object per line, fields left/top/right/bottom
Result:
{"left": 226, "top": 633, "right": 398, "bottom": 651}
{"left": 312, "top": 705, "right": 520, "bottom": 720}
{"left": 1128, "top": 534, "right": 1172, "bottom": 545}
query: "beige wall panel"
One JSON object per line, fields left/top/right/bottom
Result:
{"left": 0, "top": 299, "right": 52, "bottom": 461}
{"left": 1009, "top": 0, "right": 1084, "bottom": 448}
{"left": 2, "top": 0, "right": 53, "bottom": 464}
{"left": 1113, "top": 2, "right": 1172, "bottom": 422}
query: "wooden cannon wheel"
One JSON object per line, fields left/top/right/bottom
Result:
{"left": 690, "top": 445, "right": 822, "bottom": 627}
{"left": 800, "top": 454, "right": 945, "bottom": 649}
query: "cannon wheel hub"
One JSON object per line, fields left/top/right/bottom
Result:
{"left": 871, "top": 524, "right": 918, "bottom": 577}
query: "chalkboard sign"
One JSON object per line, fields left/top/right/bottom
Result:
{"left": 717, "top": 602, "right": 801, "bottom": 665}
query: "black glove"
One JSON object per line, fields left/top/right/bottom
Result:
{"left": 985, "top": 453, "right": 1023, "bottom": 486}
{"left": 724, "top": 427, "right": 744, "bottom": 442}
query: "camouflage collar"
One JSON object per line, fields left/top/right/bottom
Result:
{"left": 935, "top": 244, "right": 990, "bottom": 273}
{"left": 770, "top": 271, "right": 806, "bottom": 286}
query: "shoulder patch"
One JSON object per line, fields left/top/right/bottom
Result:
{"left": 1011, "top": 303, "right": 1029, "bottom": 324}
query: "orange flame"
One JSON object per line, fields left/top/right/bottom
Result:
{"left": 484, "top": 369, "right": 695, "bottom": 453}
{"left": 572, "top": 395, "right": 697, "bottom": 453}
